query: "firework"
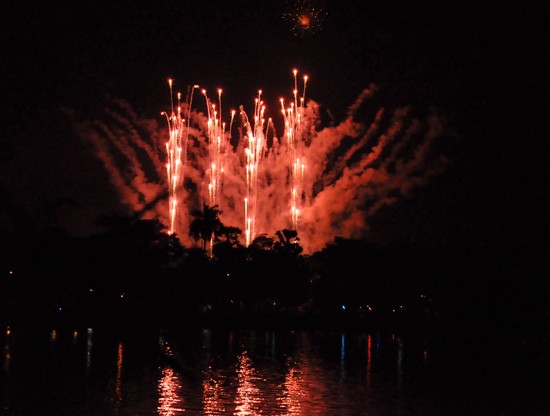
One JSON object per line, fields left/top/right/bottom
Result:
{"left": 161, "top": 80, "right": 198, "bottom": 234}
{"left": 282, "top": 0, "right": 328, "bottom": 37}
{"left": 82, "top": 73, "right": 447, "bottom": 253}
{"left": 281, "top": 69, "right": 308, "bottom": 231}
{"left": 201, "top": 88, "right": 235, "bottom": 207}
{"left": 241, "top": 90, "right": 267, "bottom": 246}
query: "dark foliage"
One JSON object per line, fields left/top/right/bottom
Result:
{"left": 1, "top": 218, "right": 547, "bottom": 333}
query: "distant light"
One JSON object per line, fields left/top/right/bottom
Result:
{"left": 120, "top": 293, "right": 125, "bottom": 299}
{"left": 341, "top": 305, "right": 346, "bottom": 311}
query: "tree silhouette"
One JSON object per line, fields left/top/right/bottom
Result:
{"left": 274, "top": 229, "right": 303, "bottom": 257}
{"left": 189, "top": 203, "right": 223, "bottom": 252}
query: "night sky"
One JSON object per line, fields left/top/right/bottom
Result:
{"left": 1, "top": 0, "right": 545, "bottom": 251}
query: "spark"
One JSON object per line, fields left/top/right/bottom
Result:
{"left": 241, "top": 89, "right": 266, "bottom": 246}
{"left": 161, "top": 80, "right": 198, "bottom": 234}
{"left": 281, "top": 69, "right": 308, "bottom": 231}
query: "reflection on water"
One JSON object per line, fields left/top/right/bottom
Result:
{"left": 0, "top": 325, "right": 548, "bottom": 415}
{"left": 281, "top": 360, "right": 302, "bottom": 415}
{"left": 366, "top": 334, "right": 372, "bottom": 389}
{"left": 116, "top": 342, "right": 123, "bottom": 403}
{"left": 234, "top": 351, "right": 260, "bottom": 415}
{"left": 3, "top": 327, "right": 11, "bottom": 372}
{"left": 86, "top": 328, "right": 93, "bottom": 372}
{"left": 158, "top": 367, "right": 186, "bottom": 415}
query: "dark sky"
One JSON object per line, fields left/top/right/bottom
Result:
{"left": 1, "top": 0, "right": 545, "bottom": 250}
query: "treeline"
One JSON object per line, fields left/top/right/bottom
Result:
{"left": 0, "top": 215, "right": 547, "bottom": 332}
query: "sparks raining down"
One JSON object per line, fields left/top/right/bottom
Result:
{"left": 282, "top": 0, "right": 327, "bottom": 37}
{"left": 281, "top": 69, "right": 308, "bottom": 231}
{"left": 161, "top": 80, "right": 194, "bottom": 235}
{"left": 202, "top": 88, "right": 235, "bottom": 208}
{"left": 241, "top": 90, "right": 269, "bottom": 246}
{"left": 79, "top": 72, "right": 447, "bottom": 253}
{"left": 201, "top": 87, "right": 235, "bottom": 254}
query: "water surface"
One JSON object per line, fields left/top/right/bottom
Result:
{"left": 1, "top": 325, "right": 548, "bottom": 415}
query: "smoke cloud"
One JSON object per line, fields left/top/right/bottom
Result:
{"left": 77, "top": 84, "right": 448, "bottom": 253}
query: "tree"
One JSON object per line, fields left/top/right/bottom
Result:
{"left": 213, "top": 225, "right": 244, "bottom": 262}
{"left": 189, "top": 203, "right": 223, "bottom": 252}
{"left": 274, "top": 229, "right": 303, "bottom": 257}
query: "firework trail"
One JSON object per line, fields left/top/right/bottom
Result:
{"left": 162, "top": 80, "right": 183, "bottom": 234}
{"left": 281, "top": 69, "right": 308, "bottom": 231}
{"left": 78, "top": 74, "right": 447, "bottom": 253}
{"left": 241, "top": 90, "right": 268, "bottom": 246}
{"left": 201, "top": 88, "right": 235, "bottom": 208}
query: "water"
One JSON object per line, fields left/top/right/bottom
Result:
{"left": 1, "top": 325, "right": 548, "bottom": 415}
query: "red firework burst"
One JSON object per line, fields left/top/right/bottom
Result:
{"left": 282, "top": 0, "right": 327, "bottom": 37}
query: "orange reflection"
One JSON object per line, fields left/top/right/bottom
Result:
{"left": 234, "top": 351, "right": 261, "bottom": 415}
{"left": 3, "top": 339, "right": 11, "bottom": 372}
{"left": 202, "top": 367, "right": 227, "bottom": 415}
{"left": 285, "top": 352, "right": 331, "bottom": 415}
{"left": 116, "top": 342, "right": 123, "bottom": 402}
{"left": 281, "top": 364, "right": 302, "bottom": 415}
{"left": 367, "top": 334, "right": 372, "bottom": 388}
{"left": 157, "top": 366, "right": 186, "bottom": 415}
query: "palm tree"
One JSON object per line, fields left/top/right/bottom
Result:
{"left": 189, "top": 203, "right": 223, "bottom": 252}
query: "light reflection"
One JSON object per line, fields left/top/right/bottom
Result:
{"left": 284, "top": 350, "right": 332, "bottom": 415}
{"left": 116, "top": 342, "right": 123, "bottom": 402}
{"left": 422, "top": 338, "right": 429, "bottom": 365}
{"left": 340, "top": 333, "right": 346, "bottom": 381}
{"left": 235, "top": 351, "right": 261, "bottom": 415}
{"left": 366, "top": 334, "right": 372, "bottom": 388}
{"left": 3, "top": 327, "right": 11, "bottom": 372}
{"left": 0, "top": 329, "right": 440, "bottom": 415}
{"left": 158, "top": 366, "right": 186, "bottom": 415}
{"left": 202, "top": 366, "right": 227, "bottom": 415}
{"left": 396, "top": 336, "right": 403, "bottom": 390}
{"left": 280, "top": 361, "right": 302, "bottom": 415}
{"left": 86, "top": 328, "right": 93, "bottom": 372}
{"left": 157, "top": 331, "right": 421, "bottom": 414}
{"left": 341, "top": 333, "right": 346, "bottom": 363}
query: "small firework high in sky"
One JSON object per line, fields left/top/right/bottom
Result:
{"left": 282, "top": 0, "right": 328, "bottom": 37}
